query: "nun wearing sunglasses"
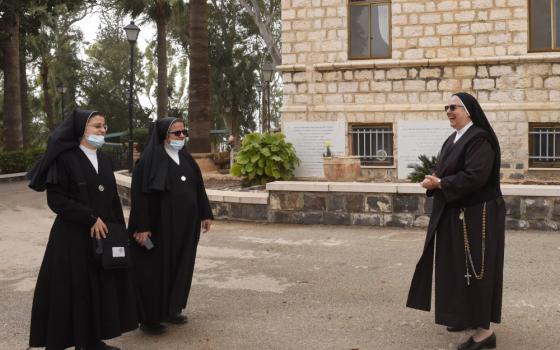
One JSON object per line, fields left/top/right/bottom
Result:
{"left": 128, "top": 117, "right": 213, "bottom": 335}
{"left": 407, "top": 93, "right": 506, "bottom": 350}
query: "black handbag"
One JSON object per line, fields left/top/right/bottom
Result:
{"left": 92, "top": 222, "right": 132, "bottom": 269}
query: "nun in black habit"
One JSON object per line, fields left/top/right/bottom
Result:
{"left": 27, "top": 109, "right": 138, "bottom": 350}
{"left": 406, "top": 93, "right": 506, "bottom": 350}
{"left": 128, "top": 117, "right": 213, "bottom": 334}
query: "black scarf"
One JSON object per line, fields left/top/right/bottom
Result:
{"left": 27, "top": 109, "right": 100, "bottom": 191}
{"left": 138, "top": 117, "right": 184, "bottom": 193}
{"left": 453, "top": 92, "right": 501, "bottom": 188}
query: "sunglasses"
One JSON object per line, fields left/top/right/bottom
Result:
{"left": 168, "top": 129, "right": 188, "bottom": 137}
{"left": 444, "top": 104, "right": 464, "bottom": 112}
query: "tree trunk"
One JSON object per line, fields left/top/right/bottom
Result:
{"left": 188, "top": 0, "right": 211, "bottom": 153}
{"left": 40, "top": 61, "right": 55, "bottom": 131}
{"left": 0, "top": 13, "right": 23, "bottom": 151}
{"left": 156, "top": 1, "right": 168, "bottom": 119}
{"left": 20, "top": 37, "right": 32, "bottom": 149}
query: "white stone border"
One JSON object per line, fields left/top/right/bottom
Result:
{"left": 266, "top": 181, "right": 560, "bottom": 197}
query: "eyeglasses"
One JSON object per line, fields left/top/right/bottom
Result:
{"left": 444, "top": 104, "right": 464, "bottom": 112}
{"left": 168, "top": 129, "right": 188, "bottom": 137}
{"left": 88, "top": 123, "right": 108, "bottom": 131}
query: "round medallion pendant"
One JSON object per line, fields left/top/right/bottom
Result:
{"left": 98, "top": 184, "right": 105, "bottom": 192}
{"left": 180, "top": 176, "right": 186, "bottom": 182}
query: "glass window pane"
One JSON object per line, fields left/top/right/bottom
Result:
{"left": 371, "top": 4, "right": 390, "bottom": 57}
{"left": 530, "top": 0, "right": 552, "bottom": 50}
{"left": 556, "top": 0, "right": 560, "bottom": 48}
{"left": 350, "top": 6, "right": 369, "bottom": 57}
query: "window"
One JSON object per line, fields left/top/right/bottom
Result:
{"left": 349, "top": 0, "right": 391, "bottom": 59}
{"left": 529, "top": 0, "right": 560, "bottom": 52}
{"left": 529, "top": 123, "right": 560, "bottom": 168}
{"left": 350, "top": 124, "right": 394, "bottom": 166}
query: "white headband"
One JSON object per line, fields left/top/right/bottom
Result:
{"left": 455, "top": 95, "right": 471, "bottom": 117}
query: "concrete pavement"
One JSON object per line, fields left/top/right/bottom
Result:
{"left": 0, "top": 181, "right": 559, "bottom": 350}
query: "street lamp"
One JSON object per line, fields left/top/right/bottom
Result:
{"left": 124, "top": 21, "right": 140, "bottom": 173}
{"left": 261, "top": 62, "right": 275, "bottom": 133}
{"left": 56, "top": 83, "right": 67, "bottom": 120}
{"left": 255, "top": 82, "right": 262, "bottom": 132}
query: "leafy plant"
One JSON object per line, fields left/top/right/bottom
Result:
{"left": 0, "top": 148, "right": 45, "bottom": 174}
{"left": 230, "top": 132, "right": 300, "bottom": 185}
{"left": 407, "top": 154, "right": 438, "bottom": 182}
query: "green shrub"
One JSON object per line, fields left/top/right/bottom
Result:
{"left": 230, "top": 132, "right": 300, "bottom": 185}
{"left": 0, "top": 148, "right": 45, "bottom": 174}
{"left": 407, "top": 154, "right": 438, "bottom": 182}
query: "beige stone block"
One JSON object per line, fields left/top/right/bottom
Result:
{"left": 453, "top": 35, "right": 475, "bottom": 46}
{"left": 494, "top": 21, "right": 507, "bottom": 31}
{"left": 552, "top": 64, "right": 560, "bottom": 75}
{"left": 525, "top": 90, "right": 549, "bottom": 102}
{"left": 477, "top": 66, "right": 489, "bottom": 78}
{"left": 519, "top": 64, "right": 550, "bottom": 76}
{"left": 283, "top": 43, "right": 292, "bottom": 54}
{"left": 420, "top": 13, "right": 441, "bottom": 24}
{"left": 402, "top": 2, "right": 425, "bottom": 13}
{"left": 387, "top": 93, "right": 408, "bottom": 103}
{"left": 296, "top": 8, "right": 307, "bottom": 19}
{"left": 409, "top": 14, "right": 419, "bottom": 25}
{"left": 533, "top": 77, "right": 544, "bottom": 89}
{"left": 473, "top": 78, "right": 495, "bottom": 90}
{"left": 314, "top": 83, "right": 327, "bottom": 93}
{"left": 323, "top": 72, "right": 342, "bottom": 84}
{"left": 508, "top": 19, "right": 526, "bottom": 32}
{"left": 489, "top": 65, "right": 514, "bottom": 76}
{"left": 404, "top": 48, "right": 424, "bottom": 59}
{"left": 460, "top": 48, "right": 471, "bottom": 57}
{"left": 293, "top": 72, "right": 306, "bottom": 82}
{"left": 393, "top": 15, "right": 408, "bottom": 26}
{"left": 442, "top": 12, "right": 454, "bottom": 22}
{"left": 437, "top": 0, "right": 458, "bottom": 10}
{"left": 293, "top": 42, "right": 311, "bottom": 53}
{"left": 355, "top": 94, "right": 374, "bottom": 104}
{"left": 425, "top": 1, "right": 436, "bottom": 11}
{"left": 392, "top": 80, "right": 404, "bottom": 92}
{"left": 321, "top": 40, "right": 343, "bottom": 51}
{"left": 513, "top": 32, "right": 527, "bottom": 44}
{"left": 454, "top": 10, "right": 476, "bottom": 21}
{"left": 282, "top": 31, "right": 296, "bottom": 43}
{"left": 461, "top": 79, "right": 472, "bottom": 89}
{"left": 458, "top": 23, "right": 470, "bottom": 34}
{"left": 321, "top": 0, "right": 340, "bottom": 6}
{"left": 437, "top": 47, "right": 459, "bottom": 57}
{"left": 282, "top": 0, "right": 292, "bottom": 9}
{"left": 309, "top": 52, "right": 326, "bottom": 64}
{"left": 476, "top": 34, "right": 490, "bottom": 46}
{"left": 426, "top": 49, "right": 437, "bottom": 58}
{"left": 296, "top": 31, "right": 308, "bottom": 41}
{"left": 495, "top": 46, "right": 506, "bottom": 56}
{"left": 408, "top": 92, "right": 420, "bottom": 103}
{"left": 477, "top": 91, "right": 489, "bottom": 102}
{"left": 392, "top": 38, "right": 407, "bottom": 49}
{"left": 294, "top": 94, "right": 308, "bottom": 104}
{"left": 404, "top": 80, "right": 426, "bottom": 91}
{"left": 293, "top": 20, "right": 312, "bottom": 31}
{"left": 283, "top": 21, "right": 292, "bottom": 31}
{"left": 325, "top": 94, "right": 343, "bottom": 104}
{"left": 392, "top": 51, "right": 403, "bottom": 59}
{"left": 443, "top": 67, "right": 454, "bottom": 78}
{"left": 407, "top": 38, "right": 419, "bottom": 47}
{"left": 477, "top": 10, "right": 488, "bottom": 21}
{"left": 506, "top": 45, "right": 526, "bottom": 55}
{"left": 426, "top": 80, "right": 439, "bottom": 91}
{"left": 283, "top": 9, "right": 296, "bottom": 20}
{"left": 441, "top": 36, "right": 453, "bottom": 46}
{"left": 420, "top": 68, "right": 441, "bottom": 79}
{"left": 544, "top": 77, "right": 560, "bottom": 89}
{"left": 354, "top": 70, "right": 373, "bottom": 81}
{"left": 359, "top": 81, "right": 369, "bottom": 92}
{"left": 313, "top": 19, "right": 322, "bottom": 29}
{"left": 297, "top": 84, "right": 308, "bottom": 94}
{"left": 403, "top": 25, "right": 423, "bottom": 37}
{"left": 374, "top": 70, "right": 386, "bottom": 80}
{"left": 283, "top": 54, "right": 297, "bottom": 64}
{"left": 437, "top": 23, "right": 458, "bottom": 35}
{"left": 312, "top": 95, "right": 323, "bottom": 104}
{"left": 471, "top": 22, "right": 493, "bottom": 33}
{"left": 339, "top": 82, "right": 359, "bottom": 93}
{"left": 473, "top": 0, "right": 493, "bottom": 8}
{"left": 420, "top": 91, "right": 443, "bottom": 102}
{"left": 387, "top": 68, "right": 408, "bottom": 80}
{"left": 454, "top": 66, "right": 476, "bottom": 77}
{"left": 439, "top": 79, "right": 461, "bottom": 91}
{"left": 343, "top": 70, "right": 353, "bottom": 81}
{"left": 490, "top": 8, "right": 511, "bottom": 20}
{"left": 327, "top": 83, "right": 337, "bottom": 93}
{"left": 549, "top": 90, "right": 560, "bottom": 101}
{"left": 308, "top": 8, "right": 325, "bottom": 18}
{"left": 507, "top": 0, "right": 525, "bottom": 5}
{"left": 292, "top": 0, "right": 311, "bottom": 7}
{"left": 419, "top": 37, "right": 440, "bottom": 47}
{"left": 489, "top": 33, "right": 511, "bottom": 45}
{"left": 472, "top": 47, "right": 495, "bottom": 56}
{"left": 324, "top": 17, "right": 343, "bottom": 29}
{"left": 513, "top": 8, "right": 526, "bottom": 19}
{"left": 374, "top": 93, "right": 387, "bottom": 103}
{"left": 409, "top": 68, "right": 418, "bottom": 79}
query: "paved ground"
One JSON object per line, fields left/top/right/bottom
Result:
{"left": 0, "top": 181, "right": 559, "bottom": 350}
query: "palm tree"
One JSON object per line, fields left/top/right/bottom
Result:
{"left": 0, "top": 1, "right": 23, "bottom": 151}
{"left": 187, "top": 0, "right": 211, "bottom": 153}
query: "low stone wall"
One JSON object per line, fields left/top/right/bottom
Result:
{"left": 114, "top": 172, "right": 560, "bottom": 231}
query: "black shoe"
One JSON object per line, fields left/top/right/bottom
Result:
{"left": 447, "top": 326, "right": 469, "bottom": 332}
{"left": 166, "top": 313, "right": 188, "bottom": 324}
{"left": 140, "top": 322, "right": 167, "bottom": 335}
{"left": 457, "top": 333, "right": 496, "bottom": 350}
{"left": 82, "top": 342, "right": 120, "bottom": 350}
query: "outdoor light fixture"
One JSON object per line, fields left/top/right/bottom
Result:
{"left": 124, "top": 21, "right": 140, "bottom": 173}
{"left": 261, "top": 62, "right": 275, "bottom": 133}
{"left": 56, "top": 83, "right": 67, "bottom": 120}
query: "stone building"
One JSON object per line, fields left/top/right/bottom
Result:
{"left": 279, "top": 0, "right": 560, "bottom": 182}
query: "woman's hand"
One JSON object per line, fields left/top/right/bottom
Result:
{"left": 421, "top": 175, "right": 442, "bottom": 190}
{"left": 201, "top": 219, "right": 212, "bottom": 233}
{"left": 133, "top": 231, "right": 151, "bottom": 246}
{"left": 90, "top": 217, "right": 108, "bottom": 239}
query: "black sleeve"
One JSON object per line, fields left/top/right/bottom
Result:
{"left": 46, "top": 157, "right": 98, "bottom": 228}
{"left": 129, "top": 159, "right": 152, "bottom": 232}
{"left": 187, "top": 154, "right": 214, "bottom": 220}
{"left": 439, "top": 138, "right": 495, "bottom": 203}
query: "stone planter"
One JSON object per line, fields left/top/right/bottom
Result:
{"left": 323, "top": 156, "right": 362, "bottom": 181}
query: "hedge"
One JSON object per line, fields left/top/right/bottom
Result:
{"left": 0, "top": 148, "right": 45, "bottom": 174}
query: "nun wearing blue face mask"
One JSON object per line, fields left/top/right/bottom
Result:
{"left": 27, "top": 109, "right": 138, "bottom": 350}
{"left": 128, "top": 117, "right": 213, "bottom": 334}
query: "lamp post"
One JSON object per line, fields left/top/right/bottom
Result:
{"left": 261, "top": 62, "right": 274, "bottom": 133}
{"left": 124, "top": 21, "right": 140, "bottom": 173}
{"left": 255, "top": 82, "right": 262, "bottom": 133}
{"left": 56, "top": 83, "right": 67, "bottom": 121}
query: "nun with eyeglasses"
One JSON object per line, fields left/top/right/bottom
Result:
{"left": 407, "top": 92, "right": 506, "bottom": 350}
{"left": 27, "top": 109, "right": 138, "bottom": 350}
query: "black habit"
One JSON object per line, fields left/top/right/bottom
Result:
{"left": 28, "top": 110, "right": 138, "bottom": 349}
{"left": 407, "top": 95, "right": 506, "bottom": 330}
{"left": 128, "top": 117, "right": 213, "bottom": 325}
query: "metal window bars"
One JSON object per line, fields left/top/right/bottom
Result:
{"left": 529, "top": 128, "right": 560, "bottom": 164}
{"left": 350, "top": 126, "right": 394, "bottom": 166}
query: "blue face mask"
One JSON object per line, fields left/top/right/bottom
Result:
{"left": 86, "top": 134, "right": 105, "bottom": 149}
{"left": 169, "top": 139, "right": 185, "bottom": 151}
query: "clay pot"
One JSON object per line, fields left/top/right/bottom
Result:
{"left": 323, "top": 156, "right": 362, "bottom": 181}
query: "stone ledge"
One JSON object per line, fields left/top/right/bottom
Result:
{"left": 313, "top": 53, "right": 560, "bottom": 71}
{"left": 206, "top": 189, "right": 269, "bottom": 205}
{"left": 114, "top": 171, "right": 131, "bottom": 188}
{"left": 277, "top": 64, "right": 307, "bottom": 72}
{"left": 267, "top": 181, "right": 560, "bottom": 197}
{"left": 0, "top": 172, "right": 28, "bottom": 183}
